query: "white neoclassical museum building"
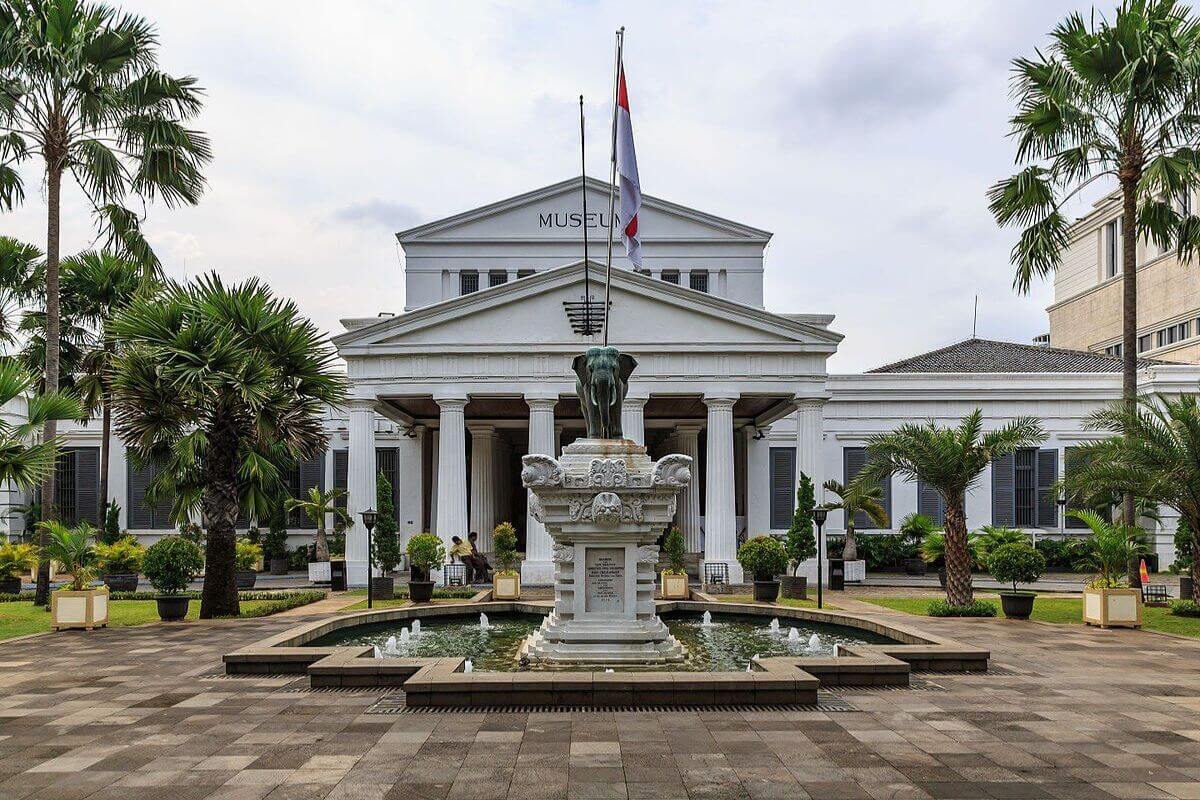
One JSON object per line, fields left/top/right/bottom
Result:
{"left": 39, "top": 177, "right": 1200, "bottom": 586}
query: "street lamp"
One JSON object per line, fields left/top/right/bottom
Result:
{"left": 361, "top": 508, "right": 378, "bottom": 609}
{"left": 1057, "top": 495, "right": 1067, "bottom": 541}
{"left": 813, "top": 507, "right": 828, "bottom": 610}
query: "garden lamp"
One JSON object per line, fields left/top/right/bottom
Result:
{"left": 361, "top": 508, "right": 378, "bottom": 608}
{"left": 1057, "top": 495, "right": 1067, "bottom": 540}
{"left": 813, "top": 507, "right": 828, "bottom": 610}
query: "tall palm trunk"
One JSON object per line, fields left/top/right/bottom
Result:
{"left": 1120, "top": 173, "right": 1140, "bottom": 587}
{"left": 199, "top": 418, "right": 240, "bottom": 618}
{"left": 315, "top": 526, "right": 329, "bottom": 562}
{"left": 843, "top": 523, "right": 858, "bottom": 562}
{"left": 34, "top": 161, "right": 63, "bottom": 606}
{"left": 943, "top": 502, "right": 974, "bottom": 606}
{"left": 98, "top": 397, "right": 110, "bottom": 526}
{"left": 1191, "top": 530, "right": 1199, "bottom": 604}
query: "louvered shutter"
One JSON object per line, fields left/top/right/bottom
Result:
{"left": 1036, "top": 448, "right": 1058, "bottom": 529}
{"left": 769, "top": 447, "right": 796, "bottom": 529}
{"left": 74, "top": 448, "right": 100, "bottom": 526}
{"left": 127, "top": 461, "right": 154, "bottom": 529}
{"left": 917, "top": 480, "right": 945, "bottom": 526}
{"left": 992, "top": 452, "right": 1015, "bottom": 527}
{"left": 843, "top": 447, "right": 889, "bottom": 529}
{"left": 296, "top": 454, "right": 325, "bottom": 529}
{"left": 53, "top": 451, "right": 76, "bottom": 524}
{"left": 376, "top": 447, "right": 399, "bottom": 523}
{"left": 333, "top": 450, "right": 348, "bottom": 510}
{"left": 1064, "top": 447, "right": 1089, "bottom": 528}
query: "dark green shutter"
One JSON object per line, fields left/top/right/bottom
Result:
{"left": 917, "top": 480, "right": 945, "bottom": 526}
{"left": 288, "top": 454, "right": 325, "bottom": 529}
{"left": 74, "top": 448, "right": 100, "bottom": 526}
{"left": 376, "top": 447, "right": 399, "bottom": 524}
{"left": 127, "top": 461, "right": 154, "bottom": 529}
{"left": 333, "top": 450, "right": 348, "bottom": 510}
{"left": 843, "top": 447, "right": 889, "bottom": 529}
{"left": 992, "top": 452, "right": 1015, "bottom": 527}
{"left": 769, "top": 447, "right": 796, "bottom": 529}
{"left": 1036, "top": 448, "right": 1058, "bottom": 529}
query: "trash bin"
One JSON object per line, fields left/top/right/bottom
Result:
{"left": 828, "top": 558, "right": 845, "bottom": 591}
{"left": 330, "top": 558, "right": 347, "bottom": 592}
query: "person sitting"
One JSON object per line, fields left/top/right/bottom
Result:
{"left": 465, "top": 531, "right": 491, "bottom": 584}
{"left": 449, "top": 535, "right": 473, "bottom": 582}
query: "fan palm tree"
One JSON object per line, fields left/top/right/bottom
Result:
{"left": 0, "top": 237, "right": 41, "bottom": 352}
{"left": 858, "top": 410, "right": 1045, "bottom": 606}
{"left": 989, "top": 0, "right": 1200, "bottom": 550}
{"left": 1065, "top": 393, "right": 1200, "bottom": 602}
{"left": 108, "top": 274, "right": 345, "bottom": 618}
{"left": 821, "top": 478, "right": 888, "bottom": 563}
{"left": 285, "top": 487, "right": 352, "bottom": 564}
{"left": 0, "top": 0, "right": 210, "bottom": 603}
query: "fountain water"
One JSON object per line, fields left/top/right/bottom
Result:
{"left": 768, "top": 618, "right": 780, "bottom": 635}
{"left": 464, "top": 659, "right": 473, "bottom": 673}
{"left": 383, "top": 635, "right": 399, "bottom": 655}
{"left": 373, "top": 645, "right": 382, "bottom": 658}
{"left": 787, "top": 627, "right": 800, "bottom": 643}
{"left": 479, "top": 613, "right": 491, "bottom": 631}
{"left": 399, "top": 627, "right": 410, "bottom": 645}
{"left": 807, "top": 633, "right": 821, "bottom": 650}
{"left": 701, "top": 611, "right": 714, "bottom": 627}
{"left": 411, "top": 619, "right": 421, "bottom": 637}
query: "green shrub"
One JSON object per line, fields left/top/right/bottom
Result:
{"left": 987, "top": 542, "right": 1046, "bottom": 592}
{"left": 264, "top": 497, "right": 289, "bottom": 561}
{"left": 1170, "top": 599, "right": 1200, "bottom": 617}
{"left": 493, "top": 522, "right": 519, "bottom": 574}
{"left": 662, "top": 528, "right": 686, "bottom": 574}
{"left": 234, "top": 539, "right": 263, "bottom": 571}
{"left": 1171, "top": 518, "right": 1194, "bottom": 575}
{"left": 289, "top": 545, "right": 310, "bottom": 570}
{"left": 0, "top": 540, "right": 37, "bottom": 580}
{"left": 784, "top": 474, "right": 817, "bottom": 574}
{"left": 899, "top": 513, "right": 937, "bottom": 545}
{"left": 143, "top": 536, "right": 203, "bottom": 594}
{"left": 233, "top": 590, "right": 326, "bottom": 618}
{"left": 1034, "top": 538, "right": 1074, "bottom": 571}
{"left": 406, "top": 532, "right": 446, "bottom": 579}
{"left": 972, "top": 526, "right": 1028, "bottom": 569}
{"left": 95, "top": 535, "right": 145, "bottom": 574}
{"left": 857, "top": 533, "right": 916, "bottom": 571}
{"left": 372, "top": 470, "right": 402, "bottom": 573}
{"left": 928, "top": 600, "right": 997, "bottom": 617}
{"left": 920, "top": 531, "right": 945, "bottom": 565}
{"left": 737, "top": 535, "right": 788, "bottom": 581}
{"left": 102, "top": 501, "right": 122, "bottom": 545}
{"left": 179, "top": 522, "right": 205, "bottom": 547}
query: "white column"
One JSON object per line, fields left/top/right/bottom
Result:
{"left": 674, "top": 423, "right": 703, "bottom": 554}
{"left": 346, "top": 399, "right": 377, "bottom": 587}
{"left": 621, "top": 392, "right": 648, "bottom": 445}
{"left": 703, "top": 394, "right": 741, "bottom": 583}
{"left": 523, "top": 394, "right": 557, "bottom": 585}
{"left": 495, "top": 435, "right": 511, "bottom": 530}
{"left": 435, "top": 395, "right": 469, "bottom": 559}
{"left": 429, "top": 430, "right": 439, "bottom": 534}
{"left": 468, "top": 423, "right": 497, "bottom": 552}
{"left": 398, "top": 425, "right": 424, "bottom": 545}
{"left": 795, "top": 397, "right": 827, "bottom": 584}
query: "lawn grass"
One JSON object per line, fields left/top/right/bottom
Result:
{"left": 713, "top": 594, "right": 838, "bottom": 611}
{"left": 856, "top": 595, "right": 1200, "bottom": 639}
{"left": 0, "top": 593, "right": 323, "bottom": 642}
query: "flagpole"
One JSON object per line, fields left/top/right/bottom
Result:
{"left": 602, "top": 26, "right": 624, "bottom": 347}
{"left": 579, "top": 95, "right": 591, "bottom": 336}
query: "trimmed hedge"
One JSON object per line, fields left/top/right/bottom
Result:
{"left": 928, "top": 600, "right": 997, "bottom": 618}
{"left": 1170, "top": 599, "right": 1200, "bottom": 618}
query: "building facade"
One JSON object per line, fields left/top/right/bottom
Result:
{"left": 1049, "top": 189, "right": 1200, "bottom": 362}
{"left": 36, "top": 179, "right": 1200, "bottom": 585}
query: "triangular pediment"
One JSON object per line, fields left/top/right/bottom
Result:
{"left": 396, "top": 177, "right": 771, "bottom": 244}
{"left": 334, "top": 261, "right": 840, "bottom": 354}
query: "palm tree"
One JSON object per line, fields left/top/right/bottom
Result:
{"left": 39, "top": 519, "right": 97, "bottom": 590}
{"left": 285, "top": 487, "right": 352, "bottom": 563}
{"left": 821, "top": 478, "right": 888, "bottom": 563}
{"left": 0, "top": 237, "right": 41, "bottom": 352}
{"left": 0, "top": 0, "right": 210, "bottom": 603}
{"left": 1069, "top": 510, "right": 1149, "bottom": 589}
{"left": 1066, "top": 393, "right": 1200, "bottom": 602}
{"left": 61, "top": 251, "right": 146, "bottom": 523}
{"left": 858, "top": 410, "right": 1045, "bottom": 606}
{"left": 108, "top": 274, "right": 346, "bottom": 618}
{"left": 989, "top": 1, "right": 1200, "bottom": 556}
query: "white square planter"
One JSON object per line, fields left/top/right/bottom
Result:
{"left": 1083, "top": 587, "right": 1142, "bottom": 628}
{"left": 51, "top": 587, "right": 109, "bottom": 631}
{"left": 308, "top": 561, "right": 331, "bottom": 583}
{"left": 844, "top": 560, "right": 866, "bottom": 583}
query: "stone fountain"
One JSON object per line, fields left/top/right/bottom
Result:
{"left": 520, "top": 346, "right": 691, "bottom": 666}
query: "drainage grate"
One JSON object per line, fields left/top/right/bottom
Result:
{"left": 835, "top": 678, "right": 947, "bottom": 693}
{"left": 275, "top": 685, "right": 383, "bottom": 694}
{"left": 364, "top": 690, "right": 857, "bottom": 715}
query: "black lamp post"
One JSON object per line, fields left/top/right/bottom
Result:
{"left": 813, "top": 507, "right": 828, "bottom": 610}
{"left": 361, "top": 508, "right": 378, "bottom": 609}
{"left": 1057, "top": 496, "right": 1067, "bottom": 540}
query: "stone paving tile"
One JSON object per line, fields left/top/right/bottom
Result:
{"left": 7, "top": 613, "right": 1200, "bottom": 798}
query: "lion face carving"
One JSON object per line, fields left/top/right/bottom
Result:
{"left": 590, "top": 492, "right": 623, "bottom": 526}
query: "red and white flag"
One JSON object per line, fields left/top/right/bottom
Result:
{"left": 615, "top": 62, "right": 642, "bottom": 268}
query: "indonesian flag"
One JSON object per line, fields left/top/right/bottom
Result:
{"left": 616, "top": 62, "right": 642, "bottom": 268}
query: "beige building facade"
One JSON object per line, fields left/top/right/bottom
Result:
{"left": 1049, "top": 190, "right": 1200, "bottom": 363}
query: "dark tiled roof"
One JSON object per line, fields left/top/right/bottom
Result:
{"left": 867, "top": 338, "right": 1168, "bottom": 374}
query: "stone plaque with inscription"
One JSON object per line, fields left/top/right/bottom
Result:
{"left": 584, "top": 547, "right": 625, "bottom": 614}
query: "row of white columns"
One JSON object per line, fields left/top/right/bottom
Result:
{"left": 343, "top": 392, "right": 826, "bottom": 588}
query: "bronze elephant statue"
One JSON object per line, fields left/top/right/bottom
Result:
{"left": 572, "top": 346, "right": 637, "bottom": 440}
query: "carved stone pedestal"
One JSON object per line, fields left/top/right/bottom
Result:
{"left": 519, "top": 439, "right": 691, "bottom": 666}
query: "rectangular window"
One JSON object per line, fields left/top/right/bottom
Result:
{"left": 516, "top": 269, "right": 535, "bottom": 279}
{"left": 488, "top": 271, "right": 507, "bottom": 288}
{"left": 1014, "top": 449, "right": 1036, "bottom": 526}
{"left": 459, "top": 271, "right": 479, "bottom": 295}
{"left": 768, "top": 447, "right": 796, "bottom": 529}
{"left": 661, "top": 270, "right": 680, "bottom": 285}
{"left": 1064, "top": 446, "right": 1111, "bottom": 529}
{"left": 1104, "top": 218, "right": 1121, "bottom": 279}
{"left": 689, "top": 271, "right": 709, "bottom": 293}
{"left": 842, "top": 447, "right": 891, "bottom": 529}
{"left": 1138, "top": 334, "right": 1152, "bottom": 353}
{"left": 286, "top": 454, "right": 325, "bottom": 529}
{"left": 992, "top": 448, "right": 1058, "bottom": 528}
{"left": 1104, "top": 343, "right": 1122, "bottom": 357}
{"left": 127, "top": 459, "right": 174, "bottom": 530}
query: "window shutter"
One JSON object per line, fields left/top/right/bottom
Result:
{"left": 1036, "top": 448, "right": 1058, "bottom": 529}
{"left": 768, "top": 447, "right": 796, "bottom": 529}
{"left": 54, "top": 451, "right": 76, "bottom": 525}
{"left": 74, "top": 448, "right": 100, "bottom": 526}
{"left": 127, "top": 461, "right": 154, "bottom": 530}
{"left": 992, "top": 452, "right": 1015, "bottom": 527}
{"left": 333, "top": 450, "right": 348, "bottom": 510}
{"left": 376, "top": 447, "right": 399, "bottom": 523}
{"left": 917, "top": 480, "right": 945, "bottom": 526}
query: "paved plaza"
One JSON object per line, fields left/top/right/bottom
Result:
{"left": 3, "top": 608, "right": 1200, "bottom": 800}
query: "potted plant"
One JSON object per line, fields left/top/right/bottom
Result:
{"left": 737, "top": 535, "right": 789, "bottom": 603}
{"left": 987, "top": 542, "right": 1046, "bottom": 619}
{"left": 822, "top": 477, "right": 888, "bottom": 583}
{"left": 406, "top": 533, "right": 445, "bottom": 603}
{"left": 45, "top": 522, "right": 109, "bottom": 631}
{"left": 101, "top": 501, "right": 122, "bottom": 544}
{"left": 264, "top": 498, "right": 290, "bottom": 575}
{"left": 95, "top": 535, "right": 144, "bottom": 592}
{"left": 285, "top": 487, "right": 351, "bottom": 584}
{"left": 492, "top": 522, "right": 521, "bottom": 600}
{"left": 659, "top": 527, "right": 689, "bottom": 599}
{"left": 370, "top": 470, "right": 401, "bottom": 600}
{"left": 0, "top": 539, "right": 36, "bottom": 595}
{"left": 143, "top": 535, "right": 204, "bottom": 620}
{"left": 234, "top": 538, "right": 262, "bottom": 589}
{"left": 972, "top": 526, "right": 1028, "bottom": 569}
{"left": 899, "top": 513, "right": 935, "bottom": 575}
{"left": 1072, "top": 510, "right": 1147, "bottom": 628}
{"left": 782, "top": 475, "right": 818, "bottom": 599}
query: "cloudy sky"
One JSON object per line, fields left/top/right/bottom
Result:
{"left": 5, "top": 0, "right": 1099, "bottom": 372}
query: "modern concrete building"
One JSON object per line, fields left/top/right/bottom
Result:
{"left": 1049, "top": 188, "right": 1200, "bottom": 362}
{"left": 34, "top": 178, "right": 1200, "bottom": 586}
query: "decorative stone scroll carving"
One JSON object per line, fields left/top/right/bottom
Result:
{"left": 637, "top": 545, "right": 660, "bottom": 564}
{"left": 528, "top": 494, "right": 545, "bottom": 524}
{"left": 552, "top": 543, "right": 574, "bottom": 564}
{"left": 591, "top": 492, "right": 623, "bottom": 526}
{"left": 566, "top": 492, "right": 647, "bottom": 525}
{"left": 521, "top": 454, "right": 563, "bottom": 488}
{"left": 652, "top": 454, "right": 693, "bottom": 488}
